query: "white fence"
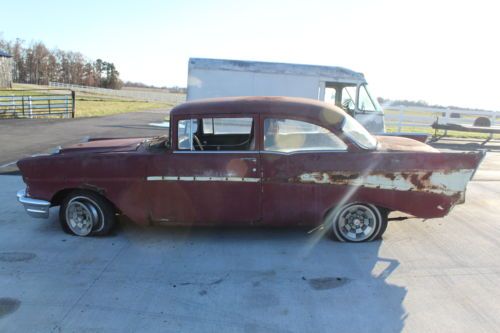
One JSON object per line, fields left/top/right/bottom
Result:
{"left": 384, "top": 106, "right": 499, "bottom": 132}
{"left": 49, "top": 82, "right": 185, "bottom": 104}
{"left": 0, "top": 94, "right": 74, "bottom": 118}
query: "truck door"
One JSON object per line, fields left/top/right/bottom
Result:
{"left": 354, "top": 84, "right": 385, "bottom": 133}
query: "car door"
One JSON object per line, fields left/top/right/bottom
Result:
{"left": 260, "top": 117, "right": 349, "bottom": 226}
{"left": 147, "top": 114, "right": 262, "bottom": 225}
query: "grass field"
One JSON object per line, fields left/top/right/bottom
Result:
{"left": 0, "top": 84, "right": 178, "bottom": 118}
{"left": 74, "top": 97, "right": 170, "bottom": 117}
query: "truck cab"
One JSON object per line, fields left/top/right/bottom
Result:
{"left": 186, "top": 58, "right": 385, "bottom": 133}
{"left": 321, "top": 82, "right": 383, "bottom": 133}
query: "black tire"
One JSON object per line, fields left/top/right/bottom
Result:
{"left": 329, "top": 203, "right": 388, "bottom": 242}
{"left": 374, "top": 208, "right": 389, "bottom": 240}
{"left": 59, "top": 190, "right": 116, "bottom": 237}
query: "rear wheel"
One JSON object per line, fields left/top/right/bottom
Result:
{"left": 59, "top": 191, "right": 116, "bottom": 237}
{"left": 330, "top": 203, "right": 387, "bottom": 242}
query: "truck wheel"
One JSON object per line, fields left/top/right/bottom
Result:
{"left": 330, "top": 203, "right": 387, "bottom": 242}
{"left": 59, "top": 190, "right": 116, "bottom": 237}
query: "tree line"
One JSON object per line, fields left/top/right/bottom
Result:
{"left": 377, "top": 97, "right": 493, "bottom": 112}
{"left": 123, "top": 80, "right": 187, "bottom": 93}
{"left": 0, "top": 36, "right": 122, "bottom": 89}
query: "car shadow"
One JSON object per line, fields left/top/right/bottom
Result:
{"left": 114, "top": 220, "right": 408, "bottom": 332}
{"left": 29, "top": 210, "right": 407, "bottom": 332}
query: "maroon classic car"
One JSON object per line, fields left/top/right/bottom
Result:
{"left": 17, "top": 97, "right": 484, "bottom": 242}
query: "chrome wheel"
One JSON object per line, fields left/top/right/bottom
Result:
{"left": 65, "top": 196, "right": 104, "bottom": 236}
{"left": 334, "top": 204, "right": 381, "bottom": 242}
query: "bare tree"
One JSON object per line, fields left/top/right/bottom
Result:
{"left": 0, "top": 35, "right": 123, "bottom": 89}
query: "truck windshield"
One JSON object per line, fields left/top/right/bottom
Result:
{"left": 342, "top": 114, "right": 378, "bottom": 149}
{"left": 358, "top": 84, "right": 382, "bottom": 112}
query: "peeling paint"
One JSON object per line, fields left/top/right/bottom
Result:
{"left": 296, "top": 169, "right": 475, "bottom": 197}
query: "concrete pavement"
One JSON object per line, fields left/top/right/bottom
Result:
{"left": 0, "top": 170, "right": 499, "bottom": 332}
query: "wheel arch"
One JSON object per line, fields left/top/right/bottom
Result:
{"left": 322, "top": 201, "right": 391, "bottom": 224}
{"left": 51, "top": 188, "right": 120, "bottom": 214}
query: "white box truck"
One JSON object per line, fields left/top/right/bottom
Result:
{"left": 186, "top": 58, "right": 385, "bottom": 133}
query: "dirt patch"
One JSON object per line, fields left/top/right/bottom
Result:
{"left": 307, "top": 277, "right": 350, "bottom": 290}
{"left": 0, "top": 298, "right": 21, "bottom": 318}
{"left": 0, "top": 252, "right": 36, "bottom": 262}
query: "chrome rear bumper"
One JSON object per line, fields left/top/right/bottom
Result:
{"left": 17, "top": 189, "right": 50, "bottom": 219}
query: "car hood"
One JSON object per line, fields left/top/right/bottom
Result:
{"left": 375, "top": 135, "right": 438, "bottom": 153}
{"left": 60, "top": 138, "right": 146, "bottom": 154}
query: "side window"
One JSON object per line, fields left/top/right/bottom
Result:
{"left": 357, "top": 85, "right": 381, "bottom": 112}
{"left": 324, "top": 87, "right": 337, "bottom": 104}
{"left": 205, "top": 117, "right": 253, "bottom": 135}
{"left": 177, "top": 119, "right": 198, "bottom": 150}
{"left": 263, "top": 118, "right": 347, "bottom": 153}
{"left": 341, "top": 86, "right": 356, "bottom": 113}
{"left": 202, "top": 118, "right": 214, "bottom": 134}
{"left": 178, "top": 117, "right": 254, "bottom": 151}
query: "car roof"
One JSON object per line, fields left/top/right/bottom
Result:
{"left": 170, "top": 96, "right": 347, "bottom": 128}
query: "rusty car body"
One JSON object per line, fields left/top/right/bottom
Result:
{"left": 16, "top": 97, "right": 484, "bottom": 242}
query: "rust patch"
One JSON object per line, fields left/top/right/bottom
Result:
{"left": 385, "top": 173, "right": 396, "bottom": 181}
{"left": 297, "top": 172, "right": 360, "bottom": 185}
{"left": 421, "top": 171, "right": 432, "bottom": 181}
{"left": 330, "top": 174, "right": 359, "bottom": 182}
{"left": 409, "top": 174, "right": 421, "bottom": 189}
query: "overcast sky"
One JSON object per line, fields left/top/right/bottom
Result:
{"left": 2, "top": 0, "right": 499, "bottom": 110}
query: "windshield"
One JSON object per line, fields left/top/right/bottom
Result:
{"left": 358, "top": 84, "right": 382, "bottom": 112}
{"left": 342, "top": 114, "right": 378, "bottom": 149}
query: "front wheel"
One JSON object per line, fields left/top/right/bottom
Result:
{"left": 330, "top": 203, "right": 387, "bottom": 242}
{"left": 59, "top": 191, "right": 116, "bottom": 237}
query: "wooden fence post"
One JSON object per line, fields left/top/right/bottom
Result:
{"left": 71, "top": 90, "right": 76, "bottom": 118}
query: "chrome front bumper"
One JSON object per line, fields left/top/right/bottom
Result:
{"left": 17, "top": 189, "right": 51, "bottom": 219}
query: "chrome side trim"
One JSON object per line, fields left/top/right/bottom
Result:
{"left": 173, "top": 150, "right": 258, "bottom": 154}
{"left": 147, "top": 176, "right": 260, "bottom": 183}
{"left": 17, "top": 189, "right": 51, "bottom": 219}
{"left": 173, "top": 150, "right": 349, "bottom": 155}
{"left": 260, "top": 149, "right": 348, "bottom": 156}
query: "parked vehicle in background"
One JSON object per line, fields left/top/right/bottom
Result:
{"left": 187, "top": 58, "right": 385, "bottom": 133}
{"left": 16, "top": 97, "right": 483, "bottom": 242}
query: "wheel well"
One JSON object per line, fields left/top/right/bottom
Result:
{"left": 51, "top": 188, "right": 119, "bottom": 213}
{"left": 323, "top": 202, "right": 390, "bottom": 222}
{"left": 51, "top": 189, "right": 75, "bottom": 206}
